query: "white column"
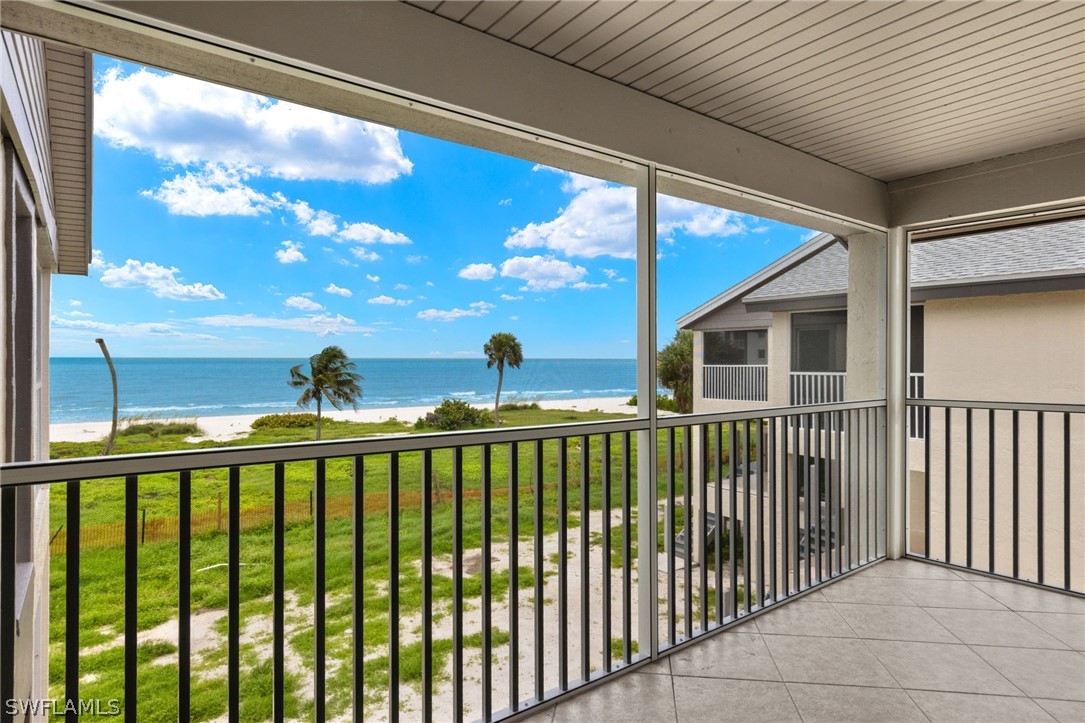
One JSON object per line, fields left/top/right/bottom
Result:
{"left": 886, "top": 227, "right": 909, "bottom": 559}
{"left": 635, "top": 163, "right": 658, "bottom": 656}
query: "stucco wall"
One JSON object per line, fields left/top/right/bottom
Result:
{"left": 924, "top": 290, "right": 1085, "bottom": 404}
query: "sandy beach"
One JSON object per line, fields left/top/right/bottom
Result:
{"left": 49, "top": 396, "right": 637, "bottom": 443}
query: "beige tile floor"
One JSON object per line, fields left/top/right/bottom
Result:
{"left": 521, "top": 559, "right": 1085, "bottom": 722}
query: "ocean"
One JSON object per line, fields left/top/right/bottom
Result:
{"left": 49, "top": 357, "right": 639, "bottom": 423}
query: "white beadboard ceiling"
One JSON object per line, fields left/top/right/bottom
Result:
{"left": 405, "top": 0, "right": 1085, "bottom": 182}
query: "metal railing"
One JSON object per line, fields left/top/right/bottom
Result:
{"left": 908, "top": 373, "right": 925, "bottom": 439}
{"left": 789, "top": 371, "right": 846, "bottom": 406}
{"left": 655, "top": 401, "right": 886, "bottom": 653}
{"left": 702, "top": 364, "right": 768, "bottom": 402}
{"left": 906, "top": 399, "right": 1084, "bottom": 593}
{"left": 0, "top": 401, "right": 886, "bottom": 722}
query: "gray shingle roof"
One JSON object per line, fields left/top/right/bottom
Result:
{"left": 745, "top": 219, "right": 1085, "bottom": 301}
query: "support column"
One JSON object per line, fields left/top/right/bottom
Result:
{"left": 635, "top": 164, "right": 658, "bottom": 657}
{"left": 886, "top": 227, "right": 909, "bottom": 559}
{"left": 845, "top": 232, "right": 887, "bottom": 401}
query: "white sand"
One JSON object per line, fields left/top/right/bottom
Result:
{"left": 49, "top": 396, "right": 637, "bottom": 444}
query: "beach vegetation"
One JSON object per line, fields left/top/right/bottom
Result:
{"left": 251, "top": 412, "right": 319, "bottom": 430}
{"left": 414, "top": 398, "right": 489, "bottom": 431}
{"left": 657, "top": 329, "right": 694, "bottom": 414}
{"left": 483, "top": 332, "right": 523, "bottom": 425}
{"left": 119, "top": 421, "right": 202, "bottom": 438}
{"left": 497, "top": 401, "right": 540, "bottom": 412}
{"left": 288, "top": 345, "right": 364, "bottom": 440}
{"left": 625, "top": 393, "right": 680, "bottom": 412}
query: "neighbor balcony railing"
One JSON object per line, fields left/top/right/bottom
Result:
{"left": 0, "top": 400, "right": 885, "bottom": 722}
{"left": 906, "top": 399, "right": 1084, "bottom": 593}
{"left": 788, "top": 371, "right": 846, "bottom": 406}
{"left": 702, "top": 364, "right": 767, "bottom": 402}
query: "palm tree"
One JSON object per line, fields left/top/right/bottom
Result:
{"left": 484, "top": 332, "right": 523, "bottom": 425}
{"left": 289, "top": 345, "right": 364, "bottom": 440}
{"left": 658, "top": 329, "right": 694, "bottom": 414}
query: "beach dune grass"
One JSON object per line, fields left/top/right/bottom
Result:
{"left": 47, "top": 407, "right": 741, "bottom": 720}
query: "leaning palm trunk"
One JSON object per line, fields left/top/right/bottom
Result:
{"left": 96, "top": 338, "right": 118, "bottom": 455}
{"left": 315, "top": 396, "right": 323, "bottom": 440}
{"left": 494, "top": 367, "right": 504, "bottom": 425}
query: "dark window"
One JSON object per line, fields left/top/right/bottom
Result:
{"left": 704, "top": 329, "right": 767, "bottom": 365}
{"left": 791, "top": 311, "right": 847, "bottom": 372}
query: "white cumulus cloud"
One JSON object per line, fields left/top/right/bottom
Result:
{"left": 325, "top": 283, "right": 352, "bottom": 297}
{"left": 141, "top": 164, "right": 276, "bottom": 216}
{"left": 366, "top": 274, "right": 380, "bottom": 283}
{"left": 100, "top": 259, "right": 226, "bottom": 301}
{"left": 350, "top": 247, "right": 381, "bottom": 262}
{"left": 337, "top": 222, "right": 411, "bottom": 245}
{"left": 458, "top": 263, "right": 497, "bottom": 281}
{"left": 95, "top": 66, "right": 412, "bottom": 183}
{"left": 500, "top": 294, "right": 523, "bottom": 301}
{"left": 416, "top": 303, "right": 493, "bottom": 322}
{"left": 195, "top": 313, "right": 372, "bottom": 336}
{"left": 499, "top": 255, "right": 587, "bottom": 291}
{"left": 367, "top": 295, "right": 412, "bottom": 306}
{"left": 507, "top": 172, "right": 748, "bottom": 259}
{"left": 285, "top": 295, "right": 323, "bottom": 311}
{"left": 275, "top": 240, "right": 307, "bottom": 264}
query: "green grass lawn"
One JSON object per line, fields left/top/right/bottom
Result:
{"left": 49, "top": 409, "right": 738, "bottom": 721}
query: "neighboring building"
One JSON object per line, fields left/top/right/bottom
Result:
{"left": 1, "top": 29, "right": 92, "bottom": 710}
{"left": 678, "top": 219, "right": 1084, "bottom": 583}
{"left": 680, "top": 220, "right": 1085, "bottom": 415}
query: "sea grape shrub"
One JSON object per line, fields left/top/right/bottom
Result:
{"left": 415, "top": 399, "right": 488, "bottom": 431}
{"left": 624, "top": 393, "right": 680, "bottom": 412}
{"left": 251, "top": 412, "right": 319, "bottom": 429}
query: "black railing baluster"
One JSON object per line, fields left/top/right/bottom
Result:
{"left": 273, "top": 463, "right": 285, "bottom": 723}
{"left": 351, "top": 456, "right": 364, "bottom": 720}
{"left": 830, "top": 411, "right": 839, "bottom": 577}
{"left": 452, "top": 448, "right": 464, "bottom": 721}
{"left": 768, "top": 418, "right": 777, "bottom": 603}
{"left": 714, "top": 423, "right": 724, "bottom": 622}
{"left": 622, "top": 432, "right": 632, "bottom": 665}
{"left": 743, "top": 420, "right": 752, "bottom": 613}
{"left": 601, "top": 435, "right": 611, "bottom": 672}
{"left": 813, "top": 413, "right": 821, "bottom": 584}
{"left": 804, "top": 414, "right": 812, "bottom": 584}
{"left": 66, "top": 480, "right": 81, "bottom": 723}
{"left": 757, "top": 420, "right": 765, "bottom": 607}
{"left": 388, "top": 453, "right": 400, "bottom": 723}
{"left": 683, "top": 427, "right": 693, "bottom": 635}
{"left": 945, "top": 407, "right": 952, "bottom": 564}
{"left": 1013, "top": 410, "right": 1020, "bottom": 579}
{"left": 314, "top": 459, "right": 326, "bottom": 723}
{"left": 1037, "top": 413, "right": 1044, "bottom": 586}
{"left": 126, "top": 474, "right": 139, "bottom": 723}
{"left": 989, "top": 409, "right": 996, "bottom": 574}
{"left": 1064, "top": 413, "right": 1072, "bottom": 591}
{"left": 666, "top": 427, "right": 676, "bottom": 641}
{"left": 178, "top": 471, "right": 191, "bottom": 722}
{"left": 966, "top": 410, "right": 973, "bottom": 570}
{"left": 924, "top": 406, "right": 931, "bottom": 559}
{"left": 699, "top": 425, "right": 708, "bottom": 631}
{"left": 729, "top": 420, "right": 739, "bottom": 616}
{"left": 789, "top": 414, "right": 798, "bottom": 592}
{"left": 580, "top": 434, "right": 591, "bottom": 679}
{"left": 558, "top": 439, "right": 568, "bottom": 690}
{"left": 508, "top": 443, "right": 519, "bottom": 711}
{"left": 481, "top": 446, "right": 493, "bottom": 722}
{"left": 422, "top": 450, "right": 434, "bottom": 723}
{"left": 533, "top": 440, "right": 546, "bottom": 694}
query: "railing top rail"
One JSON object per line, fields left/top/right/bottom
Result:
{"left": 656, "top": 399, "right": 885, "bottom": 429}
{"left": 0, "top": 416, "right": 648, "bottom": 487}
{"left": 788, "top": 371, "right": 848, "bottom": 376}
{"left": 702, "top": 364, "right": 768, "bottom": 368}
{"left": 906, "top": 398, "right": 1085, "bottom": 414}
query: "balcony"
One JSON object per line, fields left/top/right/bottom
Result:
{"left": 526, "top": 558, "right": 1085, "bottom": 723}
{"left": 702, "top": 365, "right": 768, "bottom": 403}
{"left": 2, "top": 398, "right": 1079, "bottom": 721}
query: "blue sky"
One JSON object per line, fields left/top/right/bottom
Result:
{"left": 50, "top": 57, "right": 814, "bottom": 359}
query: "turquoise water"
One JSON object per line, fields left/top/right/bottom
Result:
{"left": 49, "top": 357, "right": 638, "bottom": 423}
